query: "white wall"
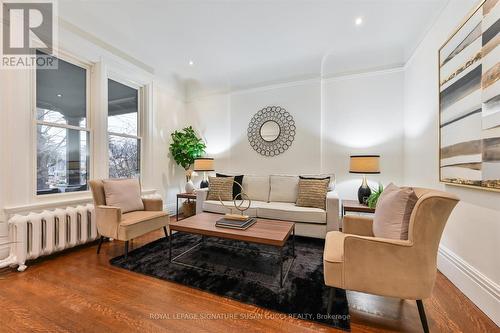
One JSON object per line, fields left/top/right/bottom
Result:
{"left": 404, "top": 0, "right": 500, "bottom": 325}
{"left": 187, "top": 70, "right": 405, "bottom": 198}
{"left": 323, "top": 69, "right": 405, "bottom": 199}
{"left": 0, "top": 22, "right": 187, "bottom": 258}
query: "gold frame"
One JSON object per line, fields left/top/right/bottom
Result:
{"left": 437, "top": 0, "right": 500, "bottom": 193}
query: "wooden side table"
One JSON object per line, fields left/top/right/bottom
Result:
{"left": 176, "top": 192, "right": 197, "bottom": 221}
{"left": 342, "top": 199, "right": 375, "bottom": 216}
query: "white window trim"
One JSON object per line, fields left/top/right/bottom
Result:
{"left": 32, "top": 49, "right": 94, "bottom": 198}
{"left": 106, "top": 73, "right": 144, "bottom": 180}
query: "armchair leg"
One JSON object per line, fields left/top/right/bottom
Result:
{"left": 416, "top": 300, "right": 430, "bottom": 333}
{"left": 124, "top": 241, "right": 129, "bottom": 259}
{"left": 163, "top": 226, "right": 168, "bottom": 238}
{"left": 327, "top": 287, "right": 335, "bottom": 314}
{"left": 96, "top": 236, "right": 105, "bottom": 254}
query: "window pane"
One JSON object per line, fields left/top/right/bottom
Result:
{"left": 109, "top": 135, "right": 140, "bottom": 179}
{"left": 37, "top": 125, "right": 89, "bottom": 195}
{"left": 108, "top": 79, "right": 138, "bottom": 135}
{"left": 36, "top": 51, "right": 87, "bottom": 128}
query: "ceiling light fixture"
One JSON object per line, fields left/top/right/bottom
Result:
{"left": 188, "top": 60, "right": 194, "bottom": 66}
{"left": 355, "top": 17, "right": 363, "bottom": 26}
{"left": 56, "top": 93, "right": 62, "bottom": 98}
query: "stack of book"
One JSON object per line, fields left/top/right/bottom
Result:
{"left": 215, "top": 217, "right": 256, "bottom": 230}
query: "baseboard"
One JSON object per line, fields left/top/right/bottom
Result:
{"left": 438, "top": 245, "right": 500, "bottom": 326}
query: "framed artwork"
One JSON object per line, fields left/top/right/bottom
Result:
{"left": 439, "top": 0, "right": 500, "bottom": 191}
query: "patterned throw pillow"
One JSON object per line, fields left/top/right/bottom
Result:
{"left": 207, "top": 176, "right": 234, "bottom": 201}
{"left": 296, "top": 178, "right": 329, "bottom": 210}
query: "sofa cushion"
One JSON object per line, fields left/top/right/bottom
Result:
{"left": 269, "top": 175, "right": 299, "bottom": 203}
{"left": 118, "top": 210, "right": 169, "bottom": 240}
{"left": 242, "top": 175, "right": 270, "bottom": 202}
{"left": 216, "top": 173, "right": 244, "bottom": 199}
{"left": 257, "top": 202, "right": 326, "bottom": 224}
{"left": 207, "top": 176, "right": 234, "bottom": 201}
{"left": 203, "top": 200, "right": 260, "bottom": 217}
{"left": 102, "top": 178, "right": 144, "bottom": 213}
{"left": 296, "top": 178, "right": 329, "bottom": 210}
{"left": 373, "top": 183, "right": 418, "bottom": 240}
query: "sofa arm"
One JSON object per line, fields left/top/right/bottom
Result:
{"left": 343, "top": 215, "right": 374, "bottom": 236}
{"left": 326, "top": 191, "right": 341, "bottom": 231}
{"left": 142, "top": 198, "right": 163, "bottom": 211}
{"left": 95, "top": 205, "right": 122, "bottom": 238}
{"left": 196, "top": 188, "right": 209, "bottom": 214}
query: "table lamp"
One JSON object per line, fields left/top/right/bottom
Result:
{"left": 349, "top": 155, "right": 380, "bottom": 204}
{"left": 194, "top": 157, "right": 214, "bottom": 188}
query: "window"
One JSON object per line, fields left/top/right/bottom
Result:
{"left": 36, "top": 51, "right": 90, "bottom": 195}
{"left": 107, "top": 79, "right": 141, "bottom": 178}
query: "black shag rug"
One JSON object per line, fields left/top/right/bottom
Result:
{"left": 110, "top": 233, "right": 350, "bottom": 331}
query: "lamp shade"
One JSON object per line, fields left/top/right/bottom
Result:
{"left": 193, "top": 158, "right": 214, "bottom": 171}
{"left": 349, "top": 155, "right": 380, "bottom": 174}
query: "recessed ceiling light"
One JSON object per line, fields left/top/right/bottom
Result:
{"left": 56, "top": 93, "right": 62, "bottom": 98}
{"left": 188, "top": 60, "right": 194, "bottom": 66}
{"left": 355, "top": 17, "right": 363, "bottom": 26}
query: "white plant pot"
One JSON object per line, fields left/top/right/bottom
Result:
{"left": 185, "top": 180, "right": 195, "bottom": 193}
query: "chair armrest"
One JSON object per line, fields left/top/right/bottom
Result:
{"left": 343, "top": 235, "right": 432, "bottom": 299}
{"left": 142, "top": 198, "right": 163, "bottom": 211}
{"left": 326, "top": 191, "right": 341, "bottom": 231}
{"left": 343, "top": 215, "right": 374, "bottom": 236}
{"left": 196, "top": 188, "right": 209, "bottom": 214}
{"left": 95, "top": 205, "right": 122, "bottom": 238}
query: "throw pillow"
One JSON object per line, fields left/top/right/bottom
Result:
{"left": 372, "top": 183, "right": 418, "bottom": 240}
{"left": 102, "top": 178, "right": 144, "bottom": 213}
{"left": 296, "top": 178, "right": 329, "bottom": 210}
{"left": 300, "top": 174, "right": 335, "bottom": 191}
{"left": 216, "top": 173, "right": 244, "bottom": 199}
{"left": 207, "top": 176, "right": 234, "bottom": 201}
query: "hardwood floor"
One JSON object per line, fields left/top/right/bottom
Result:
{"left": 0, "top": 226, "right": 497, "bottom": 333}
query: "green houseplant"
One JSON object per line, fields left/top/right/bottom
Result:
{"left": 169, "top": 126, "right": 206, "bottom": 175}
{"left": 366, "top": 183, "right": 384, "bottom": 209}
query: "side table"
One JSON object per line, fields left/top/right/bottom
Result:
{"left": 176, "top": 192, "right": 197, "bottom": 221}
{"left": 342, "top": 199, "right": 375, "bottom": 216}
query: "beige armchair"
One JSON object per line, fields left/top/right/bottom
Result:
{"left": 323, "top": 188, "right": 459, "bottom": 333}
{"left": 89, "top": 180, "right": 169, "bottom": 258}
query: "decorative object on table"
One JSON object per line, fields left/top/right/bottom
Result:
{"left": 169, "top": 126, "right": 206, "bottom": 188}
{"left": 194, "top": 157, "right": 215, "bottom": 188}
{"left": 247, "top": 106, "right": 295, "bottom": 156}
{"left": 439, "top": 0, "right": 500, "bottom": 191}
{"left": 366, "top": 182, "right": 384, "bottom": 209}
{"left": 296, "top": 177, "right": 329, "bottom": 210}
{"left": 217, "top": 179, "right": 252, "bottom": 220}
{"left": 349, "top": 155, "right": 380, "bottom": 204}
{"left": 216, "top": 173, "right": 244, "bottom": 199}
{"left": 184, "top": 170, "right": 197, "bottom": 193}
{"left": 215, "top": 217, "right": 256, "bottom": 230}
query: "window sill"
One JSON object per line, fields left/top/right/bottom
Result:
{"left": 2, "top": 189, "right": 158, "bottom": 217}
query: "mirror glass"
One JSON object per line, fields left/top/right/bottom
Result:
{"left": 260, "top": 120, "right": 280, "bottom": 142}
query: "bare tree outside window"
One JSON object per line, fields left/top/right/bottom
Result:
{"left": 108, "top": 79, "right": 141, "bottom": 179}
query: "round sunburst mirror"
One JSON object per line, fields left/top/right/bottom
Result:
{"left": 247, "top": 106, "right": 295, "bottom": 156}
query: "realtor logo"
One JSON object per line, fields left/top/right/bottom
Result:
{"left": 1, "top": 0, "right": 57, "bottom": 69}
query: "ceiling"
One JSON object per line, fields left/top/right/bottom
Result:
{"left": 59, "top": 0, "right": 448, "bottom": 94}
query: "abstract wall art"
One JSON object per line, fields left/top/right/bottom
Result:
{"left": 439, "top": 0, "right": 500, "bottom": 191}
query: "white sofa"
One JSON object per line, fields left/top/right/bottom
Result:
{"left": 195, "top": 175, "right": 341, "bottom": 238}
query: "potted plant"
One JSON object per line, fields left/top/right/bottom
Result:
{"left": 169, "top": 126, "right": 206, "bottom": 193}
{"left": 366, "top": 183, "right": 384, "bottom": 209}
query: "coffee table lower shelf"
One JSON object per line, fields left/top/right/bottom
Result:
{"left": 169, "top": 233, "right": 295, "bottom": 288}
{"left": 168, "top": 215, "right": 296, "bottom": 289}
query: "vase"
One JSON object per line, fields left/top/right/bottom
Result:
{"left": 185, "top": 180, "right": 195, "bottom": 193}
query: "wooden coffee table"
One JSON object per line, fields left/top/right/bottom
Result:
{"left": 168, "top": 212, "right": 296, "bottom": 287}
